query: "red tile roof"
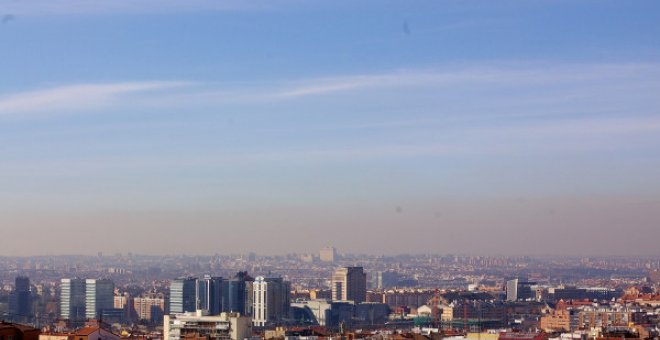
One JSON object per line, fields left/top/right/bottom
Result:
{"left": 75, "top": 327, "right": 99, "bottom": 336}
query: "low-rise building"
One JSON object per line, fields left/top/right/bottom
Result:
{"left": 540, "top": 309, "right": 570, "bottom": 332}
{"left": 1, "top": 322, "right": 40, "bottom": 340}
{"left": 71, "top": 327, "right": 119, "bottom": 340}
{"left": 134, "top": 295, "right": 165, "bottom": 323}
{"left": 164, "top": 310, "right": 252, "bottom": 340}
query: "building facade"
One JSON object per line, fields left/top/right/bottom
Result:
{"left": 319, "top": 247, "right": 336, "bottom": 263}
{"left": 252, "top": 276, "right": 291, "bottom": 327}
{"left": 169, "top": 277, "right": 198, "bottom": 314}
{"left": 222, "top": 272, "right": 254, "bottom": 316}
{"left": 85, "top": 279, "right": 115, "bottom": 320}
{"left": 60, "top": 278, "right": 87, "bottom": 323}
{"left": 332, "top": 267, "right": 367, "bottom": 303}
{"left": 164, "top": 310, "right": 252, "bottom": 340}
{"left": 9, "top": 276, "right": 32, "bottom": 323}
{"left": 134, "top": 295, "right": 165, "bottom": 323}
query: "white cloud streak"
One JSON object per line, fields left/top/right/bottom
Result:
{"left": 2, "top": 62, "right": 659, "bottom": 120}
{"left": 273, "top": 62, "right": 660, "bottom": 98}
{"left": 0, "top": 81, "right": 190, "bottom": 117}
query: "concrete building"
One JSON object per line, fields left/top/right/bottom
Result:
{"left": 134, "top": 295, "right": 165, "bottom": 323}
{"left": 309, "top": 289, "right": 331, "bottom": 300}
{"left": 331, "top": 267, "right": 366, "bottom": 303}
{"left": 576, "top": 307, "right": 631, "bottom": 329}
{"left": 416, "top": 304, "right": 452, "bottom": 323}
{"left": 164, "top": 310, "right": 252, "bottom": 340}
{"left": 113, "top": 293, "right": 129, "bottom": 309}
{"left": 319, "top": 247, "right": 336, "bottom": 263}
{"left": 540, "top": 309, "right": 571, "bottom": 332}
{"left": 379, "top": 289, "right": 435, "bottom": 309}
{"left": 252, "top": 276, "right": 291, "bottom": 327}
{"left": 506, "top": 279, "right": 518, "bottom": 302}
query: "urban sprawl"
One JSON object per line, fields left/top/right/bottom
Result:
{"left": 2, "top": 248, "right": 660, "bottom": 340}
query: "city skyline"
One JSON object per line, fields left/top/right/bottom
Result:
{"left": 1, "top": 1, "right": 660, "bottom": 256}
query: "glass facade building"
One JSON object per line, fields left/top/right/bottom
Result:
{"left": 85, "top": 279, "right": 115, "bottom": 319}
{"left": 60, "top": 278, "right": 87, "bottom": 323}
{"left": 169, "top": 277, "right": 198, "bottom": 314}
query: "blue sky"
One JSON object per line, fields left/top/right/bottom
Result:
{"left": 1, "top": 1, "right": 659, "bottom": 256}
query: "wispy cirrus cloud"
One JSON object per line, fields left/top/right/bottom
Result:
{"left": 2, "top": 62, "right": 659, "bottom": 120}
{"left": 269, "top": 62, "right": 660, "bottom": 99}
{"left": 273, "top": 70, "right": 489, "bottom": 98}
{"left": 0, "top": 81, "right": 190, "bottom": 118}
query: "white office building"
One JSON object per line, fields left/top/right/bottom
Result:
{"left": 164, "top": 310, "right": 252, "bottom": 340}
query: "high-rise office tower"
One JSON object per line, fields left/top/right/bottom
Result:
{"left": 332, "top": 267, "right": 367, "bottom": 303}
{"left": 208, "top": 276, "right": 224, "bottom": 315}
{"left": 222, "top": 271, "right": 254, "bottom": 316}
{"left": 252, "top": 276, "right": 291, "bottom": 327}
{"left": 60, "top": 278, "right": 87, "bottom": 323}
{"left": 197, "top": 277, "right": 210, "bottom": 312}
{"left": 85, "top": 279, "right": 115, "bottom": 320}
{"left": 169, "top": 277, "right": 198, "bottom": 314}
{"left": 197, "top": 275, "right": 225, "bottom": 315}
{"left": 9, "top": 276, "right": 32, "bottom": 323}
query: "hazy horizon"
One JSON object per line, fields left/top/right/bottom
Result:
{"left": 1, "top": 1, "right": 659, "bottom": 257}
{"left": 1, "top": 249, "right": 659, "bottom": 259}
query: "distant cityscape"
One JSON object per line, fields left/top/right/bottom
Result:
{"left": 3, "top": 1, "right": 659, "bottom": 340}
{"left": 1, "top": 248, "right": 659, "bottom": 340}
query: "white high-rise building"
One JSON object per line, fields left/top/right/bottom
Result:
{"left": 253, "top": 277, "right": 268, "bottom": 327}
{"left": 252, "top": 276, "right": 290, "bottom": 327}
{"left": 506, "top": 279, "right": 519, "bottom": 302}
